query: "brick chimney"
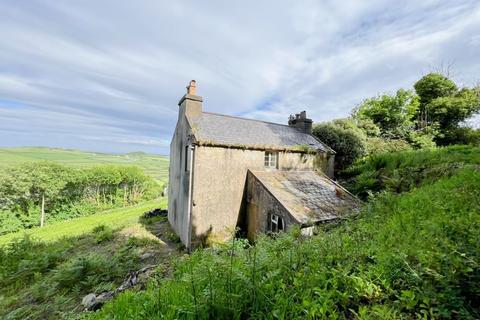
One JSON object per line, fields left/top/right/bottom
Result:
{"left": 178, "top": 80, "right": 202, "bottom": 120}
{"left": 288, "top": 111, "right": 313, "bottom": 134}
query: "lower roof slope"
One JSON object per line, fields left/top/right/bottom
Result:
{"left": 249, "top": 170, "right": 360, "bottom": 224}
{"left": 190, "top": 112, "right": 333, "bottom": 153}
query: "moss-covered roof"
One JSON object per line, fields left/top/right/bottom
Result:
{"left": 249, "top": 170, "right": 360, "bottom": 224}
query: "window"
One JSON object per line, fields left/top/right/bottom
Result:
{"left": 269, "top": 213, "right": 284, "bottom": 233}
{"left": 184, "top": 145, "right": 189, "bottom": 172}
{"left": 264, "top": 151, "right": 278, "bottom": 168}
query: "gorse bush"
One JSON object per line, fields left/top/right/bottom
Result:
{"left": 90, "top": 166, "right": 480, "bottom": 319}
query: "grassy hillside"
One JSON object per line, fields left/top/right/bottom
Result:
{"left": 0, "top": 198, "right": 166, "bottom": 245}
{"left": 341, "top": 145, "right": 480, "bottom": 198}
{"left": 0, "top": 147, "right": 169, "bottom": 182}
{"left": 0, "top": 198, "right": 180, "bottom": 320}
{"left": 88, "top": 146, "right": 480, "bottom": 319}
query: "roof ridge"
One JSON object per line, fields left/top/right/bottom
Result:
{"left": 202, "top": 111, "right": 295, "bottom": 129}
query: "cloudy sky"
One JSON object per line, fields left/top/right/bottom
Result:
{"left": 1, "top": 1, "right": 479, "bottom": 154}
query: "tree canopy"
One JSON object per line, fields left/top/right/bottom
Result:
{"left": 313, "top": 72, "right": 480, "bottom": 171}
{"left": 0, "top": 162, "right": 160, "bottom": 235}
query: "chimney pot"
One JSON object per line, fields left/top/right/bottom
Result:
{"left": 178, "top": 80, "right": 203, "bottom": 119}
{"left": 187, "top": 80, "right": 197, "bottom": 95}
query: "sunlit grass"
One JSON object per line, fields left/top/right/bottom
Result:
{"left": 0, "top": 198, "right": 167, "bottom": 245}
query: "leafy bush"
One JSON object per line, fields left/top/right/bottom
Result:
{"left": 313, "top": 122, "right": 366, "bottom": 171}
{"left": 364, "top": 137, "right": 412, "bottom": 155}
{"left": 92, "top": 225, "right": 115, "bottom": 243}
{"left": 0, "top": 210, "right": 24, "bottom": 236}
{"left": 438, "top": 127, "right": 480, "bottom": 147}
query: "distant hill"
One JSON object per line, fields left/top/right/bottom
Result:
{"left": 0, "top": 147, "right": 169, "bottom": 182}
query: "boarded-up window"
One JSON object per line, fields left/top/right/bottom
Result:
{"left": 264, "top": 151, "right": 278, "bottom": 168}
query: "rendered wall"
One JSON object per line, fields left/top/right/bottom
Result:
{"left": 245, "top": 171, "right": 297, "bottom": 240}
{"left": 189, "top": 146, "right": 328, "bottom": 245}
{"left": 167, "top": 117, "right": 192, "bottom": 246}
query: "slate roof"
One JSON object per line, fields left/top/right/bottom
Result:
{"left": 189, "top": 112, "right": 334, "bottom": 153}
{"left": 249, "top": 170, "right": 360, "bottom": 224}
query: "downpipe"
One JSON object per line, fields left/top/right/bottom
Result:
{"left": 186, "top": 144, "right": 195, "bottom": 252}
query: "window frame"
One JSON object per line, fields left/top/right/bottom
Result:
{"left": 269, "top": 213, "right": 284, "bottom": 233}
{"left": 264, "top": 151, "right": 279, "bottom": 169}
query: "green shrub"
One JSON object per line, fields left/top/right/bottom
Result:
{"left": 0, "top": 210, "right": 24, "bottom": 236}
{"left": 92, "top": 225, "right": 114, "bottom": 243}
{"left": 313, "top": 122, "right": 366, "bottom": 171}
{"left": 364, "top": 137, "right": 412, "bottom": 155}
{"left": 439, "top": 127, "right": 480, "bottom": 146}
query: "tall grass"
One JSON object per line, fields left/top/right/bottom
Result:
{"left": 0, "top": 200, "right": 174, "bottom": 320}
{"left": 91, "top": 168, "right": 480, "bottom": 319}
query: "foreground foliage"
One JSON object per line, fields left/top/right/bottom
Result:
{"left": 0, "top": 199, "right": 176, "bottom": 320}
{"left": 90, "top": 167, "right": 480, "bottom": 318}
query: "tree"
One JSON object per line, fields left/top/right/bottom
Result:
{"left": 414, "top": 73, "right": 457, "bottom": 107}
{"left": 414, "top": 73, "right": 480, "bottom": 145}
{"left": 0, "top": 162, "right": 71, "bottom": 227}
{"left": 353, "top": 89, "right": 418, "bottom": 139}
{"left": 426, "top": 88, "right": 480, "bottom": 129}
{"left": 313, "top": 121, "right": 366, "bottom": 171}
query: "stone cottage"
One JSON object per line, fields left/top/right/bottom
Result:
{"left": 168, "top": 80, "right": 359, "bottom": 249}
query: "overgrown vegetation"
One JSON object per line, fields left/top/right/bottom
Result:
{"left": 313, "top": 73, "right": 480, "bottom": 170}
{"left": 88, "top": 147, "right": 480, "bottom": 319}
{"left": 0, "top": 199, "right": 178, "bottom": 320}
{"left": 0, "top": 162, "right": 161, "bottom": 235}
{"left": 341, "top": 145, "right": 480, "bottom": 199}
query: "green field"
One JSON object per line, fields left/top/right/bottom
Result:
{"left": 0, "top": 147, "right": 169, "bottom": 182}
{"left": 0, "top": 198, "right": 167, "bottom": 245}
